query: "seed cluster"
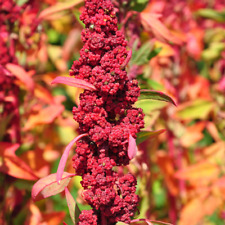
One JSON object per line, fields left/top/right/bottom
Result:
{"left": 70, "top": 0, "right": 144, "bottom": 224}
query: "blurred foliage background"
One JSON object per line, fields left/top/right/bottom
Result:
{"left": 0, "top": 0, "right": 225, "bottom": 224}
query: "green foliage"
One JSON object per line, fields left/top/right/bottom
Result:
{"left": 176, "top": 99, "right": 214, "bottom": 120}
{"left": 139, "top": 90, "right": 176, "bottom": 106}
{"left": 196, "top": 9, "right": 225, "bottom": 22}
{"left": 131, "top": 41, "right": 162, "bottom": 65}
{"left": 130, "top": 0, "right": 149, "bottom": 12}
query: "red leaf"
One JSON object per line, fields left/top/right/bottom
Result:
{"left": 32, "top": 172, "right": 75, "bottom": 201}
{"left": 6, "top": 63, "right": 34, "bottom": 91}
{"left": 175, "top": 160, "right": 219, "bottom": 183}
{"left": 57, "top": 134, "right": 88, "bottom": 184}
{"left": 51, "top": 76, "right": 96, "bottom": 91}
{"left": 140, "top": 13, "right": 182, "bottom": 45}
{"left": 24, "top": 104, "right": 64, "bottom": 130}
{"left": 0, "top": 142, "right": 38, "bottom": 180}
{"left": 38, "top": 0, "right": 83, "bottom": 20}
{"left": 128, "top": 134, "right": 137, "bottom": 160}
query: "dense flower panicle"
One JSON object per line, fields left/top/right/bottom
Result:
{"left": 79, "top": 210, "right": 98, "bottom": 225}
{"left": 0, "top": 0, "right": 21, "bottom": 26}
{"left": 71, "top": 0, "right": 144, "bottom": 224}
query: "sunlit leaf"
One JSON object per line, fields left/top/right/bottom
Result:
{"left": 34, "top": 84, "right": 55, "bottom": 104}
{"left": 20, "top": 148, "right": 50, "bottom": 178}
{"left": 180, "top": 122, "right": 205, "bottom": 148}
{"left": 154, "top": 41, "right": 175, "bottom": 57}
{"left": 202, "top": 42, "right": 225, "bottom": 61}
{"left": 180, "top": 199, "right": 204, "bottom": 225}
{"left": 214, "top": 176, "right": 225, "bottom": 190}
{"left": 135, "top": 100, "right": 167, "bottom": 114}
{"left": 136, "top": 129, "right": 166, "bottom": 145}
{"left": 196, "top": 9, "right": 225, "bottom": 22}
{"left": 5, "top": 63, "right": 34, "bottom": 91}
{"left": 175, "top": 160, "right": 220, "bottom": 182}
{"left": 139, "top": 90, "right": 177, "bottom": 106}
{"left": 32, "top": 172, "right": 75, "bottom": 201}
{"left": 51, "top": 76, "right": 97, "bottom": 91}
{"left": 157, "top": 151, "right": 178, "bottom": 196}
{"left": 24, "top": 104, "right": 64, "bottom": 130}
{"left": 176, "top": 99, "right": 214, "bottom": 120}
{"left": 38, "top": 0, "right": 83, "bottom": 20}
{"left": 0, "top": 142, "right": 38, "bottom": 180}
{"left": 140, "top": 13, "right": 182, "bottom": 45}
{"left": 42, "top": 212, "right": 66, "bottom": 225}
{"left": 57, "top": 133, "right": 88, "bottom": 184}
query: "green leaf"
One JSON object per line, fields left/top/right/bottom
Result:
{"left": 130, "top": 0, "right": 149, "bottom": 12}
{"left": 147, "top": 47, "right": 162, "bottom": 61}
{"left": 202, "top": 42, "right": 225, "bottom": 61}
{"left": 137, "top": 130, "right": 166, "bottom": 145}
{"left": 131, "top": 43, "right": 161, "bottom": 66}
{"left": 135, "top": 100, "right": 167, "bottom": 114}
{"left": 139, "top": 90, "right": 177, "bottom": 106}
{"left": 75, "top": 203, "right": 81, "bottom": 225}
{"left": 176, "top": 99, "right": 214, "bottom": 120}
{"left": 153, "top": 180, "right": 166, "bottom": 208}
{"left": 65, "top": 187, "right": 78, "bottom": 224}
{"left": 0, "top": 113, "right": 13, "bottom": 141}
{"left": 74, "top": 9, "right": 85, "bottom": 28}
{"left": 196, "top": 9, "right": 225, "bottom": 22}
{"left": 147, "top": 80, "right": 164, "bottom": 91}
{"left": 131, "top": 42, "right": 152, "bottom": 65}
{"left": 16, "top": 0, "right": 28, "bottom": 6}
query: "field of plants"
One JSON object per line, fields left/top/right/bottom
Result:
{"left": 0, "top": 0, "right": 225, "bottom": 224}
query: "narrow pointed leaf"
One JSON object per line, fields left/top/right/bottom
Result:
{"left": 0, "top": 142, "right": 38, "bottom": 180}
{"left": 38, "top": 0, "right": 83, "bottom": 20}
{"left": 139, "top": 90, "right": 177, "bottom": 106}
{"left": 131, "top": 218, "right": 172, "bottom": 225}
{"left": 131, "top": 219, "right": 153, "bottom": 225}
{"left": 24, "top": 104, "right": 64, "bottom": 130}
{"left": 57, "top": 134, "right": 88, "bottom": 184}
{"left": 128, "top": 134, "right": 138, "bottom": 160}
{"left": 32, "top": 172, "right": 75, "bottom": 201}
{"left": 140, "top": 13, "right": 182, "bottom": 45}
{"left": 6, "top": 63, "right": 34, "bottom": 91}
{"left": 136, "top": 129, "right": 166, "bottom": 145}
{"left": 65, "top": 187, "right": 79, "bottom": 224}
{"left": 51, "top": 76, "right": 96, "bottom": 91}
{"left": 75, "top": 200, "right": 81, "bottom": 224}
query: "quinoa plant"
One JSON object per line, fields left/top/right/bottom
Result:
{"left": 69, "top": 0, "right": 144, "bottom": 223}
{"left": 33, "top": 0, "right": 145, "bottom": 224}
